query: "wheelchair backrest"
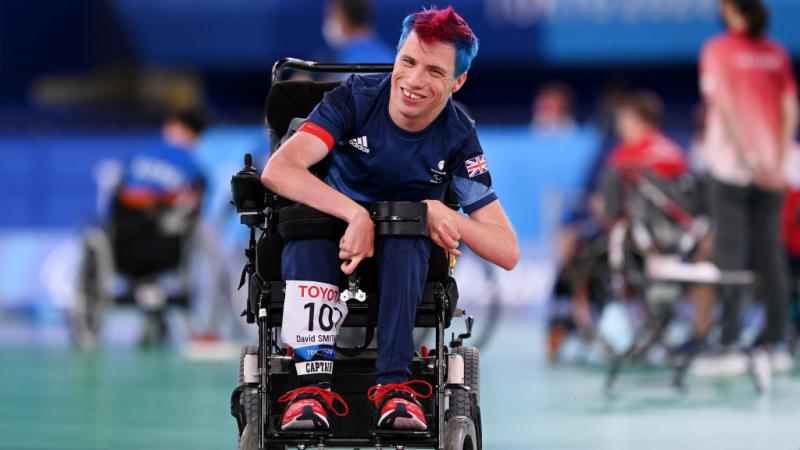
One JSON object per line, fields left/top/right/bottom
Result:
{"left": 265, "top": 80, "right": 341, "bottom": 152}
{"left": 606, "top": 168, "right": 701, "bottom": 253}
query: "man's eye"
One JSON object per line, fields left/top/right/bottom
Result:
{"left": 403, "top": 59, "right": 414, "bottom": 66}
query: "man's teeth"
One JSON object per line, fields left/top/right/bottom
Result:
{"left": 402, "top": 88, "right": 422, "bottom": 100}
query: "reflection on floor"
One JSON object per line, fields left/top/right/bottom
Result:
{"left": 0, "top": 318, "right": 798, "bottom": 450}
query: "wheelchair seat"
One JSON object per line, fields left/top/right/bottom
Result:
{"left": 111, "top": 200, "right": 186, "bottom": 279}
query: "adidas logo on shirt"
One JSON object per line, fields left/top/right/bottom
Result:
{"left": 349, "top": 136, "right": 370, "bottom": 154}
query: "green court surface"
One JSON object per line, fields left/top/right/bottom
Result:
{"left": 1, "top": 320, "right": 798, "bottom": 450}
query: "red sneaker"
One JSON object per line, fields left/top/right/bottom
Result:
{"left": 278, "top": 386, "right": 349, "bottom": 430}
{"left": 368, "top": 380, "right": 433, "bottom": 430}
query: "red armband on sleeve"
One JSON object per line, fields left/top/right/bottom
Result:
{"left": 299, "top": 122, "right": 335, "bottom": 151}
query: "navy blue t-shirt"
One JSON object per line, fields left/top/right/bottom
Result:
{"left": 301, "top": 74, "right": 497, "bottom": 214}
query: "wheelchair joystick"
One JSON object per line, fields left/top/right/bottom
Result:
{"left": 230, "top": 153, "right": 267, "bottom": 227}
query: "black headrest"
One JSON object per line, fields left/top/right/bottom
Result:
{"left": 265, "top": 80, "right": 342, "bottom": 138}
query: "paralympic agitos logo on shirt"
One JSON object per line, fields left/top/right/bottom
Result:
{"left": 429, "top": 160, "right": 447, "bottom": 184}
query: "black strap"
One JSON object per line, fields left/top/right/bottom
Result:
{"left": 369, "top": 201, "right": 428, "bottom": 236}
{"left": 337, "top": 273, "right": 379, "bottom": 357}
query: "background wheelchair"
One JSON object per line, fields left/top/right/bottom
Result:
{"left": 597, "top": 168, "right": 753, "bottom": 390}
{"left": 67, "top": 183, "right": 202, "bottom": 349}
{"left": 228, "top": 59, "right": 482, "bottom": 450}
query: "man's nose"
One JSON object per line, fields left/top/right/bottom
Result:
{"left": 406, "top": 67, "right": 426, "bottom": 88}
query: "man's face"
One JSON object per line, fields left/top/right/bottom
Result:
{"left": 389, "top": 30, "right": 467, "bottom": 131}
{"left": 615, "top": 107, "right": 647, "bottom": 144}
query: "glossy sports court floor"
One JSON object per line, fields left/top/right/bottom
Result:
{"left": 1, "top": 319, "right": 798, "bottom": 450}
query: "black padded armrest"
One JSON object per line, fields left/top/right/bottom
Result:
{"left": 369, "top": 201, "right": 428, "bottom": 237}
{"left": 277, "top": 201, "right": 430, "bottom": 240}
{"left": 277, "top": 204, "right": 347, "bottom": 241}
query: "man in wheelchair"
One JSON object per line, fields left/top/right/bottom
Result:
{"left": 260, "top": 6, "right": 519, "bottom": 434}
{"left": 114, "top": 111, "right": 206, "bottom": 277}
{"left": 108, "top": 110, "right": 206, "bottom": 342}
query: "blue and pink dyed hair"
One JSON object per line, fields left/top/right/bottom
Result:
{"left": 397, "top": 6, "right": 479, "bottom": 77}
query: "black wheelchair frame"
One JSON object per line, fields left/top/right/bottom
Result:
{"left": 229, "top": 59, "right": 482, "bottom": 450}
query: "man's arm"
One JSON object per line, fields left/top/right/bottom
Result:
{"left": 262, "top": 131, "right": 362, "bottom": 222}
{"left": 261, "top": 131, "right": 374, "bottom": 274}
{"left": 424, "top": 199, "right": 520, "bottom": 271}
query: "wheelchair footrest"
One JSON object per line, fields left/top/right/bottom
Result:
{"left": 266, "top": 432, "right": 436, "bottom": 449}
{"left": 270, "top": 430, "right": 333, "bottom": 439}
{"left": 373, "top": 429, "right": 433, "bottom": 439}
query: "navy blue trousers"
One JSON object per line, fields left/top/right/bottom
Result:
{"left": 282, "top": 237, "right": 430, "bottom": 385}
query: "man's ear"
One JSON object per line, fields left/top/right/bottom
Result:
{"left": 451, "top": 72, "right": 468, "bottom": 94}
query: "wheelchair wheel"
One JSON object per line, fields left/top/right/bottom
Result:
{"left": 239, "top": 422, "right": 286, "bottom": 450}
{"left": 238, "top": 423, "right": 256, "bottom": 450}
{"left": 237, "top": 345, "right": 259, "bottom": 423}
{"left": 69, "top": 228, "right": 114, "bottom": 350}
{"left": 446, "top": 345, "right": 481, "bottom": 450}
{"left": 444, "top": 416, "right": 479, "bottom": 450}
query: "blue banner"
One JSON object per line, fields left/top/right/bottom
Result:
{"left": 108, "top": 0, "right": 800, "bottom": 68}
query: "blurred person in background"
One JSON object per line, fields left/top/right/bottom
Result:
{"left": 547, "top": 83, "right": 609, "bottom": 361}
{"left": 693, "top": 0, "right": 798, "bottom": 375}
{"left": 530, "top": 81, "right": 577, "bottom": 135}
{"left": 322, "top": 0, "right": 395, "bottom": 64}
{"left": 114, "top": 110, "right": 207, "bottom": 345}
{"left": 602, "top": 91, "right": 687, "bottom": 194}
{"left": 294, "top": 0, "right": 394, "bottom": 81}
{"left": 602, "top": 92, "right": 716, "bottom": 347}
{"left": 548, "top": 91, "right": 718, "bottom": 363}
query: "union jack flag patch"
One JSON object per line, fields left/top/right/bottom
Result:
{"left": 465, "top": 155, "right": 488, "bottom": 178}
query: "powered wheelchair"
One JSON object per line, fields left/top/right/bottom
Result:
{"left": 229, "top": 59, "right": 482, "bottom": 450}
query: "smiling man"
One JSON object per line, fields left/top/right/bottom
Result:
{"left": 262, "top": 6, "right": 519, "bottom": 432}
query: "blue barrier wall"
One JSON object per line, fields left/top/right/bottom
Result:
{"left": 0, "top": 133, "right": 160, "bottom": 228}
{"left": 0, "top": 125, "right": 600, "bottom": 236}
{"left": 0, "top": 124, "right": 601, "bottom": 311}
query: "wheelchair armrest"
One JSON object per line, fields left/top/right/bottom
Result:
{"left": 277, "top": 201, "right": 431, "bottom": 241}
{"left": 369, "top": 201, "right": 428, "bottom": 237}
{"left": 277, "top": 204, "right": 347, "bottom": 240}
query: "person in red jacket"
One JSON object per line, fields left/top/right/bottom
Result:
{"left": 602, "top": 90, "right": 689, "bottom": 220}
{"left": 695, "top": 0, "right": 798, "bottom": 376}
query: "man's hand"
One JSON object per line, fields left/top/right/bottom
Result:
{"left": 752, "top": 164, "right": 787, "bottom": 191}
{"left": 339, "top": 208, "right": 374, "bottom": 274}
{"left": 423, "top": 200, "right": 462, "bottom": 256}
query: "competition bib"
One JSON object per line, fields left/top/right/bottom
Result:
{"left": 281, "top": 280, "right": 348, "bottom": 350}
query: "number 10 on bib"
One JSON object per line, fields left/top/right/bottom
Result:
{"left": 281, "top": 280, "right": 349, "bottom": 349}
